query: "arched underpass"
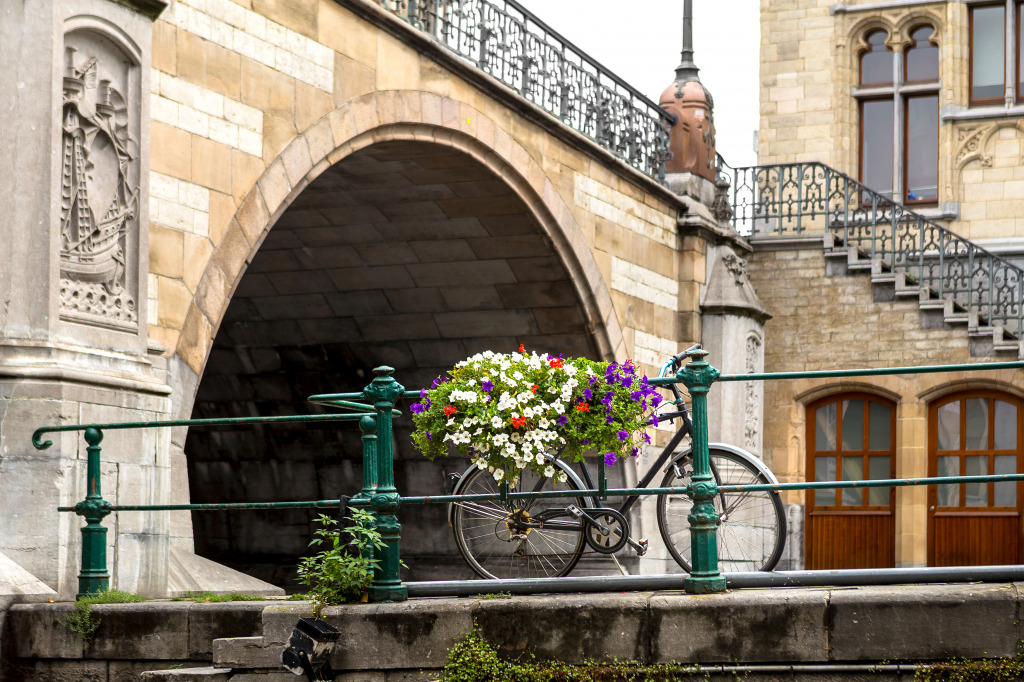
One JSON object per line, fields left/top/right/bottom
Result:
{"left": 184, "top": 140, "right": 604, "bottom": 587}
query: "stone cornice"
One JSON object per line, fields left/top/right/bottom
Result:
{"left": 333, "top": 0, "right": 689, "bottom": 216}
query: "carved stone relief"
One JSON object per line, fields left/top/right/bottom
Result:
{"left": 59, "top": 32, "right": 139, "bottom": 329}
{"left": 743, "top": 333, "right": 761, "bottom": 451}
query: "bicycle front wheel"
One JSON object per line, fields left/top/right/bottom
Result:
{"left": 452, "top": 464, "right": 587, "bottom": 579}
{"left": 657, "top": 448, "right": 786, "bottom": 573}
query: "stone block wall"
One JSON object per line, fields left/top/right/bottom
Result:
{"left": 747, "top": 240, "right": 1022, "bottom": 567}
{"left": 759, "top": 0, "right": 1024, "bottom": 248}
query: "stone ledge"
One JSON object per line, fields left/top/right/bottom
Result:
{"left": 5, "top": 583, "right": 1024, "bottom": 680}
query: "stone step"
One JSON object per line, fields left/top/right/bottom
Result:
{"left": 821, "top": 241, "right": 1023, "bottom": 358}
{"left": 139, "top": 667, "right": 232, "bottom": 681}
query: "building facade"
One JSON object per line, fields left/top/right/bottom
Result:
{"left": 752, "top": 0, "right": 1024, "bottom": 569}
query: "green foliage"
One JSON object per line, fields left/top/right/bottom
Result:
{"left": 477, "top": 591, "right": 513, "bottom": 600}
{"left": 436, "top": 629, "right": 704, "bottom": 682}
{"left": 410, "top": 350, "right": 662, "bottom": 485}
{"left": 171, "top": 591, "right": 266, "bottom": 603}
{"left": 62, "top": 589, "right": 145, "bottom": 649}
{"left": 296, "top": 510, "right": 384, "bottom": 617}
{"left": 915, "top": 652, "right": 1024, "bottom": 682}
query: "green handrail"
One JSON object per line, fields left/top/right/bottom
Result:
{"left": 39, "top": 357, "right": 1024, "bottom": 601}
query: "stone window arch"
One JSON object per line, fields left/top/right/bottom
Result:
{"left": 854, "top": 21, "right": 940, "bottom": 204}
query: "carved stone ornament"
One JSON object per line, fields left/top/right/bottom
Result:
{"left": 711, "top": 179, "right": 734, "bottom": 224}
{"left": 59, "top": 39, "right": 139, "bottom": 329}
{"left": 722, "top": 252, "right": 748, "bottom": 285}
{"left": 743, "top": 334, "right": 760, "bottom": 451}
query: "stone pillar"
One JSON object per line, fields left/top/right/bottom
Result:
{"left": 0, "top": 0, "right": 172, "bottom": 599}
{"left": 700, "top": 244, "right": 771, "bottom": 454}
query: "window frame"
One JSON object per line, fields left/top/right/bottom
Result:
{"left": 807, "top": 393, "right": 897, "bottom": 512}
{"left": 855, "top": 26, "right": 939, "bottom": 206}
{"left": 969, "top": 2, "right": 1008, "bottom": 106}
{"left": 902, "top": 91, "right": 940, "bottom": 205}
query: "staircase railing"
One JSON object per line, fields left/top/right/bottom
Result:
{"left": 723, "top": 160, "right": 1024, "bottom": 341}
{"left": 378, "top": 0, "right": 675, "bottom": 182}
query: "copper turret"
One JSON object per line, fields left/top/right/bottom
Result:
{"left": 659, "top": 0, "right": 716, "bottom": 181}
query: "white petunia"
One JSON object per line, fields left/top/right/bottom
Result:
{"left": 493, "top": 469, "right": 505, "bottom": 482}
{"left": 544, "top": 465, "right": 555, "bottom": 478}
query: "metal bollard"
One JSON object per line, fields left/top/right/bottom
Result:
{"left": 676, "top": 350, "right": 727, "bottom": 594}
{"left": 75, "top": 427, "right": 112, "bottom": 598}
{"left": 362, "top": 366, "right": 408, "bottom": 602}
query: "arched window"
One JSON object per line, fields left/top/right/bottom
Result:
{"left": 856, "top": 26, "right": 939, "bottom": 204}
{"left": 806, "top": 393, "right": 896, "bottom": 569}
{"left": 928, "top": 390, "right": 1024, "bottom": 566}
{"left": 861, "top": 31, "right": 894, "bottom": 84}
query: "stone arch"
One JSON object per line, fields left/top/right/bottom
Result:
{"left": 174, "top": 90, "right": 639, "bottom": 584}
{"left": 175, "top": 90, "right": 625, "bottom": 402}
{"left": 918, "top": 375, "right": 1024, "bottom": 404}
{"left": 894, "top": 12, "right": 944, "bottom": 47}
{"left": 848, "top": 17, "right": 897, "bottom": 59}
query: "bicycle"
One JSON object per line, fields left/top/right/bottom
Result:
{"left": 446, "top": 344, "right": 787, "bottom": 579}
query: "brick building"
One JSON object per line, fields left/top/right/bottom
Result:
{"left": 748, "top": 0, "right": 1024, "bottom": 569}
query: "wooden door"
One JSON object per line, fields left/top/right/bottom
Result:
{"left": 928, "top": 391, "right": 1023, "bottom": 566}
{"left": 806, "top": 394, "right": 896, "bottom": 569}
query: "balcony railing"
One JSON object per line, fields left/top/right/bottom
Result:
{"left": 379, "top": 0, "right": 675, "bottom": 182}
{"left": 723, "top": 160, "right": 1024, "bottom": 342}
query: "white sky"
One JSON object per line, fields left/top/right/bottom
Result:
{"left": 512, "top": 1, "right": 761, "bottom": 168}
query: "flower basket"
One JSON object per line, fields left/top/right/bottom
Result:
{"left": 409, "top": 347, "right": 663, "bottom": 484}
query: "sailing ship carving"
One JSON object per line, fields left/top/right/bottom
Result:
{"left": 59, "top": 45, "right": 138, "bottom": 327}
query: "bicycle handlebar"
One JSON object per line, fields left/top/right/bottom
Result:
{"left": 670, "top": 344, "right": 702, "bottom": 370}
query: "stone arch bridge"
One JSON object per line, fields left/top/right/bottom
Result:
{"left": 0, "top": 0, "right": 758, "bottom": 598}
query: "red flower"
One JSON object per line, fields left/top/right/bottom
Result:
{"left": 576, "top": 403, "right": 589, "bottom": 412}
{"left": 518, "top": 343, "right": 525, "bottom": 353}
{"left": 443, "top": 404, "right": 457, "bottom": 416}
{"left": 511, "top": 416, "right": 527, "bottom": 429}
{"left": 549, "top": 358, "right": 564, "bottom": 369}
{"left": 531, "top": 384, "right": 539, "bottom": 393}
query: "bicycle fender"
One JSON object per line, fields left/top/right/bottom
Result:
{"left": 446, "top": 459, "right": 589, "bottom": 526}
{"left": 665, "top": 442, "right": 781, "bottom": 485}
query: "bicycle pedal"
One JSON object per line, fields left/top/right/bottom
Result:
{"left": 634, "top": 538, "right": 649, "bottom": 557}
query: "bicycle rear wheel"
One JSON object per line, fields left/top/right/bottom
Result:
{"left": 657, "top": 448, "right": 786, "bottom": 573}
{"left": 452, "top": 464, "right": 587, "bottom": 579}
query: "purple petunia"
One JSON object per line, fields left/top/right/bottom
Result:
{"left": 410, "top": 403, "right": 426, "bottom": 414}
{"left": 651, "top": 394, "right": 663, "bottom": 407}
{"left": 616, "top": 429, "right": 629, "bottom": 441}
{"left": 603, "top": 452, "right": 617, "bottom": 466}
{"left": 630, "top": 447, "right": 639, "bottom": 458}
{"left": 557, "top": 415, "right": 568, "bottom": 426}
{"left": 643, "top": 433, "right": 651, "bottom": 445}
{"left": 482, "top": 380, "right": 493, "bottom": 392}
{"left": 601, "top": 392, "right": 614, "bottom": 406}
{"left": 420, "top": 388, "right": 428, "bottom": 398}
{"left": 583, "top": 388, "right": 593, "bottom": 400}
{"left": 650, "top": 413, "right": 660, "bottom": 427}
{"left": 426, "top": 432, "right": 432, "bottom": 441}
{"left": 583, "top": 439, "right": 590, "bottom": 445}
{"left": 605, "top": 414, "right": 615, "bottom": 424}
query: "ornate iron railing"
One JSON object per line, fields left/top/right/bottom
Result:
{"left": 724, "top": 160, "right": 1024, "bottom": 340}
{"left": 378, "top": 0, "right": 674, "bottom": 182}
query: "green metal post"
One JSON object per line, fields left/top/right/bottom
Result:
{"left": 76, "top": 428, "right": 112, "bottom": 598}
{"left": 677, "top": 351, "right": 727, "bottom": 594}
{"left": 355, "top": 415, "right": 378, "bottom": 502}
{"left": 362, "top": 366, "right": 407, "bottom": 603}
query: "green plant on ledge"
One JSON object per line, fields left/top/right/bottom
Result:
{"left": 297, "top": 509, "right": 384, "bottom": 617}
{"left": 436, "top": 628, "right": 705, "bottom": 682}
{"left": 171, "top": 591, "right": 266, "bottom": 603}
{"left": 62, "top": 589, "right": 145, "bottom": 649}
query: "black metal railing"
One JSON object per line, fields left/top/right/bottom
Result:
{"left": 723, "top": 160, "right": 1024, "bottom": 341}
{"left": 379, "top": 0, "right": 674, "bottom": 181}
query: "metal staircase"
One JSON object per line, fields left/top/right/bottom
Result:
{"left": 724, "top": 161, "right": 1024, "bottom": 358}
